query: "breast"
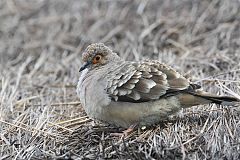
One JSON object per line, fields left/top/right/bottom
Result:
{"left": 77, "top": 69, "right": 111, "bottom": 120}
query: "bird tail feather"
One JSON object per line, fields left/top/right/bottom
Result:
{"left": 177, "top": 91, "right": 239, "bottom": 108}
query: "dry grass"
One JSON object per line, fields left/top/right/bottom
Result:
{"left": 0, "top": 0, "right": 240, "bottom": 159}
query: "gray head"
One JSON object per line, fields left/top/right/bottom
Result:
{"left": 79, "top": 43, "right": 121, "bottom": 72}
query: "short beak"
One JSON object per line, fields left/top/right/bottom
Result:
{"left": 79, "top": 61, "right": 91, "bottom": 72}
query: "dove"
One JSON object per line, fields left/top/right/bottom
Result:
{"left": 77, "top": 43, "right": 239, "bottom": 135}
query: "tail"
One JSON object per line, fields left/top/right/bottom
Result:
{"left": 177, "top": 91, "right": 239, "bottom": 108}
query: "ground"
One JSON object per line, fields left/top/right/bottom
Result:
{"left": 0, "top": 0, "right": 240, "bottom": 159}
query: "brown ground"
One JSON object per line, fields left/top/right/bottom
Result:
{"left": 0, "top": 0, "right": 240, "bottom": 159}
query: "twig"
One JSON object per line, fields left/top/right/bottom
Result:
{"left": 49, "top": 115, "right": 89, "bottom": 126}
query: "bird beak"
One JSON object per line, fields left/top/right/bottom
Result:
{"left": 79, "top": 61, "right": 91, "bottom": 72}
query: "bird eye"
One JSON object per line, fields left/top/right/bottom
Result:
{"left": 92, "top": 55, "right": 102, "bottom": 64}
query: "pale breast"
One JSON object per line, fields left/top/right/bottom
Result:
{"left": 77, "top": 69, "right": 111, "bottom": 120}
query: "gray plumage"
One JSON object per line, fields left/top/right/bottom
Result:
{"left": 77, "top": 43, "right": 239, "bottom": 128}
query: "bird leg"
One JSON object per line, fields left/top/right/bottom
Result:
{"left": 110, "top": 123, "right": 138, "bottom": 138}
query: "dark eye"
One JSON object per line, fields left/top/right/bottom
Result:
{"left": 92, "top": 55, "right": 102, "bottom": 64}
{"left": 95, "top": 55, "right": 101, "bottom": 60}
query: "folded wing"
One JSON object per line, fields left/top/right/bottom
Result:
{"left": 107, "top": 60, "right": 192, "bottom": 102}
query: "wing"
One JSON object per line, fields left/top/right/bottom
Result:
{"left": 106, "top": 60, "right": 193, "bottom": 102}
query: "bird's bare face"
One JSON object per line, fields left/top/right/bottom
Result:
{"left": 79, "top": 43, "right": 113, "bottom": 72}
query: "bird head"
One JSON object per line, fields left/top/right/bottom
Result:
{"left": 79, "top": 43, "right": 120, "bottom": 72}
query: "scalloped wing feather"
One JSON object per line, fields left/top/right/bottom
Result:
{"left": 107, "top": 60, "right": 191, "bottom": 102}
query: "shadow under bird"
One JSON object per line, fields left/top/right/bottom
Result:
{"left": 77, "top": 43, "right": 239, "bottom": 135}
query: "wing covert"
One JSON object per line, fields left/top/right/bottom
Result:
{"left": 106, "top": 60, "right": 191, "bottom": 102}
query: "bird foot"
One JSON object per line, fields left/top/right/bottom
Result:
{"left": 110, "top": 124, "right": 138, "bottom": 139}
{"left": 110, "top": 127, "right": 134, "bottom": 138}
